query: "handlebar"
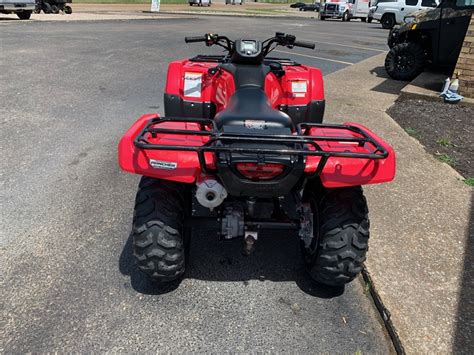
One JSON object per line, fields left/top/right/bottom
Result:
{"left": 184, "top": 33, "right": 316, "bottom": 57}
{"left": 185, "top": 36, "right": 207, "bottom": 43}
{"left": 293, "top": 40, "right": 316, "bottom": 50}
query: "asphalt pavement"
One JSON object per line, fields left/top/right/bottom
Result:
{"left": 1, "top": 16, "right": 394, "bottom": 352}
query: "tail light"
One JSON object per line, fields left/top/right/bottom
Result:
{"left": 236, "top": 162, "right": 285, "bottom": 181}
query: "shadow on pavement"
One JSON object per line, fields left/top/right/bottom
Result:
{"left": 453, "top": 193, "right": 474, "bottom": 352}
{"left": 369, "top": 66, "right": 408, "bottom": 95}
{"left": 119, "top": 229, "right": 344, "bottom": 298}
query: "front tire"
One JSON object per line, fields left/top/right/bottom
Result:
{"left": 17, "top": 10, "right": 32, "bottom": 19}
{"left": 342, "top": 11, "right": 350, "bottom": 22}
{"left": 132, "top": 177, "right": 188, "bottom": 283}
{"left": 302, "top": 186, "right": 369, "bottom": 286}
{"left": 42, "top": 3, "right": 52, "bottom": 13}
{"left": 385, "top": 42, "right": 425, "bottom": 81}
{"left": 381, "top": 13, "right": 395, "bottom": 29}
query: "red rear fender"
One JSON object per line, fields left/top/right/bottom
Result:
{"left": 304, "top": 122, "right": 396, "bottom": 188}
{"left": 118, "top": 114, "right": 213, "bottom": 184}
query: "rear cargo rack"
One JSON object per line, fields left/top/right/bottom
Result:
{"left": 134, "top": 116, "right": 388, "bottom": 175}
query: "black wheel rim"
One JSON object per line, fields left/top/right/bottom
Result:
{"left": 395, "top": 53, "right": 415, "bottom": 73}
{"left": 301, "top": 194, "right": 321, "bottom": 264}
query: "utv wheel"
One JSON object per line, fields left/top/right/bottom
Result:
{"left": 381, "top": 13, "right": 395, "bottom": 29}
{"left": 342, "top": 11, "right": 350, "bottom": 21}
{"left": 64, "top": 5, "right": 72, "bottom": 14}
{"left": 17, "top": 10, "right": 32, "bottom": 20}
{"left": 385, "top": 42, "right": 425, "bottom": 81}
{"left": 302, "top": 186, "right": 369, "bottom": 286}
{"left": 132, "top": 177, "right": 188, "bottom": 283}
{"left": 42, "top": 3, "right": 52, "bottom": 13}
{"left": 50, "top": 5, "right": 59, "bottom": 14}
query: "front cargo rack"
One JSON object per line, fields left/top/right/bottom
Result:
{"left": 134, "top": 116, "right": 389, "bottom": 175}
{"left": 190, "top": 55, "right": 300, "bottom": 67}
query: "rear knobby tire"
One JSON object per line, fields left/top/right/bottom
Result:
{"left": 132, "top": 177, "right": 187, "bottom": 283}
{"left": 303, "top": 186, "right": 369, "bottom": 286}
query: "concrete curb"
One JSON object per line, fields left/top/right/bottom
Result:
{"left": 400, "top": 71, "right": 474, "bottom": 108}
{"left": 324, "top": 53, "right": 472, "bottom": 353}
{"left": 361, "top": 268, "right": 405, "bottom": 354}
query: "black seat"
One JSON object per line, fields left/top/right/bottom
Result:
{"left": 214, "top": 87, "right": 294, "bottom": 130}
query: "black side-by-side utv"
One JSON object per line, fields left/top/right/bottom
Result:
{"left": 385, "top": 0, "right": 473, "bottom": 81}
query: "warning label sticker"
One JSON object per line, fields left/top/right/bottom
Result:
{"left": 184, "top": 72, "right": 202, "bottom": 98}
{"left": 291, "top": 81, "right": 307, "bottom": 94}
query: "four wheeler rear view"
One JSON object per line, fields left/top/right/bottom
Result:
{"left": 118, "top": 33, "right": 396, "bottom": 287}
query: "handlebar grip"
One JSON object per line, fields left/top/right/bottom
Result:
{"left": 293, "top": 40, "right": 316, "bottom": 50}
{"left": 185, "top": 36, "right": 207, "bottom": 43}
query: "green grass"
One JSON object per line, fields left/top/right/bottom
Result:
{"left": 404, "top": 127, "right": 421, "bottom": 139}
{"left": 464, "top": 177, "right": 474, "bottom": 186}
{"left": 435, "top": 153, "right": 456, "bottom": 167}
{"left": 436, "top": 138, "right": 453, "bottom": 147}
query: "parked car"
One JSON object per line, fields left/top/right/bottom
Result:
{"left": 290, "top": 2, "right": 307, "bottom": 8}
{"left": 385, "top": 0, "right": 473, "bottom": 80}
{"left": 189, "top": 0, "right": 211, "bottom": 6}
{"left": 0, "top": 0, "right": 35, "bottom": 19}
{"left": 320, "top": 0, "right": 369, "bottom": 21}
{"left": 372, "top": 0, "right": 439, "bottom": 29}
{"left": 301, "top": 2, "right": 321, "bottom": 11}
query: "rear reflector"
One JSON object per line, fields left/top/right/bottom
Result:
{"left": 236, "top": 163, "right": 285, "bottom": 181}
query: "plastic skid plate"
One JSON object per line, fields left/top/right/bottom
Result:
{"left": 118, "top": 115, "right": 395, "bottom": 187}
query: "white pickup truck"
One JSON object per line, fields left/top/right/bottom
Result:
{"left": 0, "top": 0, "right": 35, "bottom": 19}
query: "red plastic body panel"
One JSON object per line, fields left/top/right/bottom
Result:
{"left": 269, "top": 66, "right": 325, "bottom": 107}
{"left": 165, "top": 60, "right": 216, "bottom": 102}
{"left": 119, "top": 117, "right": 395, "bottom": 188}
{"left": 304, "top": 122, "right": 396, "bottom": 187}
{"left": 164, "top": 59, "right": 324, "bottom": 113}
{"left": 118, "top": 114, "right": 215, "bottom": 183}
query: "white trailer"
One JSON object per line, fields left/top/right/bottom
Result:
{"left": 320, "top": 0, "right": 370, "bottom": 21}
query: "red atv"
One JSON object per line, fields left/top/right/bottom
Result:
{"left": 119, "top": 33, "right": 395, "bottom": 287}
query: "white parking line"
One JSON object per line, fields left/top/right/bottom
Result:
{"left": 303, "top": 39, "right": 386, "bottom": 53}
{"left": 275, "top": 49, "right": 354, "bottom": 65}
